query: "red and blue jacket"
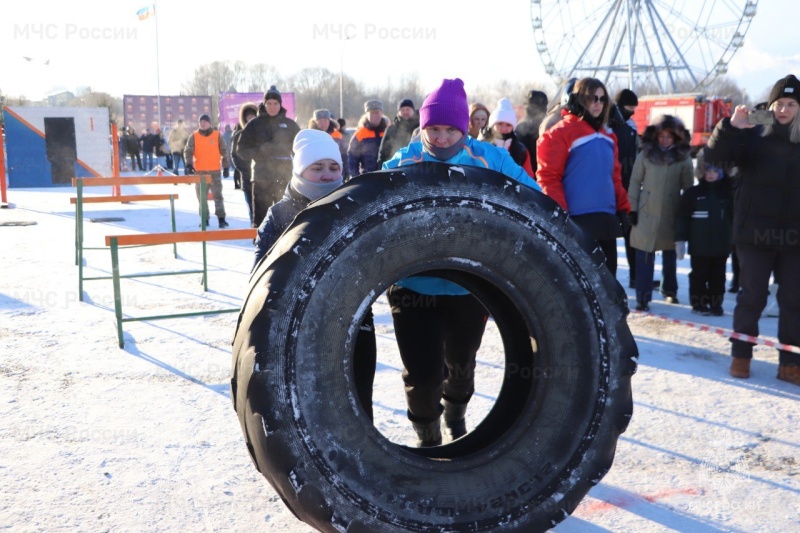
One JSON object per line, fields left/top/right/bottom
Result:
{"left": 536, "top": 112, "right": 630, "bottom": 215}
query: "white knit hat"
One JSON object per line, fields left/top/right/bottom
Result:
{"left": 292, "top": 129, "right": 343, "bottom": 177}
{"left": 488, "top": 98, "right": 518, "bottom": 129}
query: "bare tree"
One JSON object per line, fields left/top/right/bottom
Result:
{"left": 182, "top": 60, "right": 238, "bottom": 95}
{"left": 67, "top": 92, "right": 123, "bottom": 123}
{"left": 706, "top": 76, "right": 750, "bottom": 107}
{"left": 287, "top": 67, "right": 339, "bottom": 124}
{"left": 246, "top": 64, "right": 283, "bottom": 93}
{"left": 469, "top": 79, "right": 552, "bottom": 111}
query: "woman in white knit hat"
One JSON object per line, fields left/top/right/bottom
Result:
{"left": 479, "top": 98, "right": 535, "bottom": 178}
{"left": 252, "top": 128, "right": 377, "bottom": 419}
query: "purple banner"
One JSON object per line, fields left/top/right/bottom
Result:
{"left": 218, "top": 92, "right": 296, "bottom": 129}
{"left": 123, "top": 95, "right": 212, "bottom": 133}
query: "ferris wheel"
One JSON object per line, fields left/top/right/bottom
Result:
{"left": 531, "top": 0, "right": 758, "bottom": 94}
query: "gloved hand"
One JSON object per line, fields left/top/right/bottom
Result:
{"left": 185, "top": 165, "right": 195, "bottom": 175}
{"left": 617, "top": 210, "right": 632, "bottom": 234}
{"left": 223, "top": 167, "right": 230, "bottom": 178}
{"left": 675, "top": 241, "right": 687, "bottom": 261}
{"left": 629, "top": 211, "right": 638, "bottom": 225}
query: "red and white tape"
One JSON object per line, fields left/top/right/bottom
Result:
{"left": 632, "top": 309, "right": 800, "bottom": 355}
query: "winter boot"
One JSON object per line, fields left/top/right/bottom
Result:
{"left": 218, "top": 217, "right": 229, "bottom": 229}
{"left": 777, "top": 364, "right": 800, "bottom": 386}
{"left": 729, "top": 357, "right": 751, "bottom": 379}
{"left": 412, "top": 419, "right": 442, "bottom": 448}
{"left": 442, "top": 399, "right": 468, "bottom": 442}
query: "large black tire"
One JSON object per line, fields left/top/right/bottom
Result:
{"left": 231, "top": 163, "right": 638, "bottom": 532}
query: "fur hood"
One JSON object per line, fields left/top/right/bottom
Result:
{"left": 307, "top": 117, "right": 341, "bottom": 134}
{"left": 357, "top": 115, "right": 389, "bottom": 132}
{"left": 640, "top": 114, "right": 692, "bottom": 165}
{"left": 238, "top": 103, "right": 259, "bottom": 128}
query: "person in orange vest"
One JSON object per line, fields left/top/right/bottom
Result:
{"left": 347, "top": 100, "right": 388, "bottom": 177}
{"left": 184, "top": 114, "right": 231, "bottom": 228}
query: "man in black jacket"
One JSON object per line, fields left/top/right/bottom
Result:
{"left": 235, "top": 85, "right": 301, "bottom": 227}
{"left": 378, "top": 99, "right": 419, "bottom": 165}
{"left": 610, "top": 89, "right": 640, "bottom": 287}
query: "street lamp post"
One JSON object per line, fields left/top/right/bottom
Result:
{"left": 339, "top": 33, "right": 354, "bottom": 120}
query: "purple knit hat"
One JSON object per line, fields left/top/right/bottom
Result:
{"left": 419, "top": 78, "right": 469, "bottom": 135}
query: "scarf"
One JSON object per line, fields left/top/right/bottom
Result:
{"left": 422, "top": 134, "right": 467, "bottom": 161}
{"left": 290, "top": 173, "right": 343, "bottom": 201}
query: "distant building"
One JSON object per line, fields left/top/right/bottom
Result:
{"left": 47, "top": 91, "right": 75, "bottom": 107}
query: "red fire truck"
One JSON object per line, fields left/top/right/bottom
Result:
{"left": 631, "top": 94, "right": 733, "bottom": 154}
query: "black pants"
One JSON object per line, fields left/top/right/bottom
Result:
{"left": 388, "top": 286, "right": 488, "bottom": 423}
{"left": 251, "top": 177, "right": 288, "bottom": 228}
{"left": 624, "top": 226, "right": 636, "bottom": 282}
{"left": 353, "top": 308, "right": 377, "bottom": 421}
{"left": 689, "top": 255, "right": 727, "bottom": 309}
{"left": 129, "top": 152, "right": 142, "bottom": 171}
{"left": 597, "top": 238, "right": 618, "bottom": 276}
{"left": 732, "top": 244, "right": 800, "bottom": 365}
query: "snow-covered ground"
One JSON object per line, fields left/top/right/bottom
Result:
{"left": 1, "top": 177, "right": 798, "bottom": 532}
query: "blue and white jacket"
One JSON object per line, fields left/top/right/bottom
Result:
{"left": 382, "top": 137, "right": 541, "bottom": 296}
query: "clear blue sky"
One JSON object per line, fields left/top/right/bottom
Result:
{"left": 2, "top": 0, "right": 797, "bottom": 102}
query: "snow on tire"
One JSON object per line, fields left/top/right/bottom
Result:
{"left": 231, "top": 162, "right": 638, "bottom": 532}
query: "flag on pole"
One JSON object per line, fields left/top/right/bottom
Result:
{"left": 136, "top": 5, "right": 155, "bottom": 21}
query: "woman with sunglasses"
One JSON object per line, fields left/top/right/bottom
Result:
{"left": 536, "top": 77, "right": 632, "bottom": 275}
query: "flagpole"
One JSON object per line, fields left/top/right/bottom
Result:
{"left": 153, "top": 1, "right": 162, "bottom": 126}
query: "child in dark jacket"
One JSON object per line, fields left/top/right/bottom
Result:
{"left": 675, "top": 161, "right": 733, "bottom": 316}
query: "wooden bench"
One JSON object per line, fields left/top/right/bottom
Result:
{"left": 72, "top": 175, "right": 213, "bottom": 301}
{"left": 105, "top": 228, "right": 257, "bottom": 348}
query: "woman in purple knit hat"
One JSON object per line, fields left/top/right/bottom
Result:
{"left": 382, "top": 78, "right": 539, "bottom": 447}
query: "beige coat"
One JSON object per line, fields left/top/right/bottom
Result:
{"left": 167, "top": 125, "right": 189, "bottom": 154}
{"left": 629, "top": 149, "right": 694, "bottom": 253}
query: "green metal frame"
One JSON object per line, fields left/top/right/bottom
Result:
{"left": 74, "top": 179, "right": 192, "bottom": 301}
{"left": 108, "top": 226, "right": 239, "bottom": 349}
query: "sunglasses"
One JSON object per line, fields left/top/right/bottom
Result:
{"left": 586, "top": 95, "right": 608, "bottom": 103}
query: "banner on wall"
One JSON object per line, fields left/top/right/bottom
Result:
{"left": 218, "top": 92, "right": 296, "bottom": 129}
{"left": 123, "top": 95, "right": 212, "bottom": 133}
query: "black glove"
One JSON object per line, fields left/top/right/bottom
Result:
{"left": 617, "top": 210, "right": 632, "bottom": 234}
{"left": 223, "top": 167, "right": 230, "bottom": 178}
{"left": 629, "top": 211, "right": 638, "bottom": 226}
{"left": 185, "top": 165, "right": 195, "bottom": 175}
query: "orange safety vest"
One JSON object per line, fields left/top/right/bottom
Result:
{"left": 192, "top": 130, "right": 222, "bottom": 171}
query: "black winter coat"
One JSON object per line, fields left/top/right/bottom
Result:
{"left": 675, "top": 178, "right": 733, "bottom": 257}
{"left": 124, "top": 133, "right": 140, "bottom": 154}
{"left": 230, "top": 126, "right": 251, "bottom": 184}
{"left": 253, "top": 183, "right": 308, "bottom": 270}
{"left": 515, "top": 105, "right": 547, "bottom": 174}
{"left": 609, "top": 108, "right": 639, "bottom": 191}
{"left": 378, "top": 114, "right": 419, "bottom": 165}
{"left": 236, "top": 105, "right": 301, "bottom": 186}
{"left": 704, "top": 119, "right": 800, "bottom": 251}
